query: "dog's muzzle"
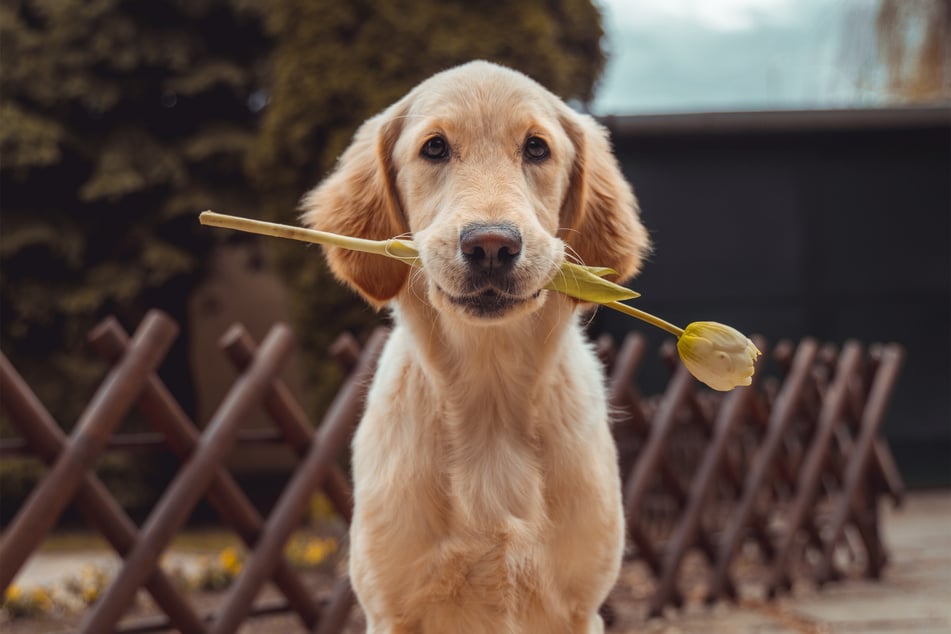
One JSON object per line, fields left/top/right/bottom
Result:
{"left": 435, "top": 222, "right": 540, "bottom": 318}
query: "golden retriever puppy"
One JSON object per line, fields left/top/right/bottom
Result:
{"left": 303, "top": 60, "right": 650, "bottom": 634}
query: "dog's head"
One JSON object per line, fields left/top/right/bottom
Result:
{"left": 302, "top": 61, "right": 650, "bottom": 323}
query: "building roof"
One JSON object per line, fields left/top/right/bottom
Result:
{"left": 601, "top": 105, "right": 950, "bottom": 137}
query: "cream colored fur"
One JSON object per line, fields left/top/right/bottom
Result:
{"left": 302, "top": 61, "right": 650, "bottom": 634}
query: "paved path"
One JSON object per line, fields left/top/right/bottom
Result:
{"left": 13, "top": 550, "right": 209, "bottom": 590}
{"left": 630, "top": 490, "right": 951, "bottom": 634}
{"left": 6, "top": 491, "right": 951, "bottom": 633}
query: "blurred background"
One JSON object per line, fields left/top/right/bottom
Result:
{"left": 1, "top": 0, "right": 948, "bottom": 523}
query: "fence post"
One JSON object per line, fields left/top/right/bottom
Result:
{"left": 0, "top": 310, "right": 178, "bottom": 591}
{"left": 765, "top": 341, "right": 864, "bottom": 596}
{"left": 88, "top": 318, "right": 324, "bottom": 629}
{"left": 219, "top": 325, "right": 365, "bottom": 523}
{"left": 648, "top": 344, "right": 764, "bottom": 615}
{"left": 708, "top": 338, "right": 818, "bottom": 601}
{"left": 0, "top": 352, "right": 207, "bottom": 634}
{"left": 621, "top": 363, "right": 695, "bottom": 599}
{"left": 208, "top": 328, "right": 388, "bottom": 634}
{"left": 816, "top": 343, "right": 904, "bottom": 583}
{"left": 79, "top": 323, "right": 295, "bottom": 633}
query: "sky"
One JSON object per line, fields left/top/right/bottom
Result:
{"left": 590, "top": 0, "right": 889, "bottom": 114}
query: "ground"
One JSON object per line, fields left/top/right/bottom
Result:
{"left": 3, "top": 491, "right": 949, "bottom": 633}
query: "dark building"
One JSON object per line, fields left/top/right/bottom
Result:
{"left": 596, "top": 106, "right": 950, "bottom": 487}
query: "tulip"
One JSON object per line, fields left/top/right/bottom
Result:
{"left": 199, "top": 211, "right": 759, "bottom": 390}
{"left": 198, "top": 211, "right": 638, "bottom": 303}
{"left": 675, "top": 322, "right": 761, "bottom": 391}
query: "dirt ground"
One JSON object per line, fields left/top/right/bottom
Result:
{"left": 3, "top": 491, "right": 949, "bottom": 634}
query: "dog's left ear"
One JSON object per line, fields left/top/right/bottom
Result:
{"left": 300, "top": 106, "right": 409, "bottom": 307}
{"left": 558, "top": 111, "right": 651, "bottom": 283}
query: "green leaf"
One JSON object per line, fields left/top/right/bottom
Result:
{"left": 545, "top": 262, "right": 640, "bottom": 303}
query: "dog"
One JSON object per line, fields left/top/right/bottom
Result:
{"left": 302, "top": 61, "right": 650, "bottom": 633}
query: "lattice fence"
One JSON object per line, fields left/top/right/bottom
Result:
{"left": 598, "top": 331, "right": 904, "bottom": 616}
{"left": 0, "top": 310, "right": 904, "bottom": 631}
{"left": 1, "top": 310, "right": 385, "bottom": 633}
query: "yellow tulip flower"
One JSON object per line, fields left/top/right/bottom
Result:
{"left": 676, "top": 322, "right": 761, "bottom": 391}
{"left": 199, "top": 211, "right": 760, "bottom": 390}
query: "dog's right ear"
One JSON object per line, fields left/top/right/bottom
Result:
{"left": 557, "top": 110, "right": 650, "bottom": 284}
{"left": 300, "top": 107, "right": 409, "bottom": 308}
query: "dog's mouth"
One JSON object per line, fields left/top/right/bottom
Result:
{"left": 437, "top": 286, "right": 543, "bottom": 319}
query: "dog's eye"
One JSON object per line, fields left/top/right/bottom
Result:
{"left": 420, "top": 136, "right": 450, "bottom": 162}
{"left": 523, "top": 136, "right": 550, "bottom": 162}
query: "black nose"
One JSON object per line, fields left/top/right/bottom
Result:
{"left": 460, "top": 223, "right": 522, "bottom": 274}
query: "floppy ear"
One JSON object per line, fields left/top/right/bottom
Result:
{"left": 300, "top": 108, "right": 409, "bottom": 307}
{"left": 558, "top": 112, "right": 651, "bottom": 283}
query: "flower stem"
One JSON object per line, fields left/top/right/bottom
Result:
{"left": 199, "top": 210, "right": 390, "bottom": 255}
{"left": 604, "top": 301, "right": 685, "bottom": 338}
{"left": 200, "top": 210, "right": 684, "bottom": 338}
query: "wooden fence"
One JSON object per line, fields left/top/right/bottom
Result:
{"left": 0, "top": 309, "right": 904, "bottom": 631}
{"left": 597, "top": 331, "right": 905, "bottom": 616}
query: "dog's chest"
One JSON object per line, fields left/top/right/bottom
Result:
{"left": 356, "top": 325, "right": 607, "bottom": 525}
{"left": 350, "top": 327, "right": 620, "bottom": 627}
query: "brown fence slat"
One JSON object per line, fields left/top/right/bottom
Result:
{"left": 219, "top": 324, "right": 361, "bottom": 523}
{"left": 648, "top": 347, "right": 765, "bottom": 616}
{"left": 659, "top": 339, "right": 773, "bottom": 586}
{"left": 709, "top": 338, "right": 819, "bottom": 600}
{"left": 207, "top": 327, "right": 388, "bottom": 634}
{"left": 816, "top": 343, "right": 904, "bottom": 583}
{"left": 0, "top": 429, "right": 288, "bottom": 457}
{"left": 88, "top": 318, "right": 324, "bottom": 629}
{"left": 622, "top": 363, "right": 696, "bottom": 585}
{"left": 857, "top": 346, "right": 906, "bottom": 508}
{"left": 79, "top": 323, "right": 296, "bottom": 633}
{"left": 765, "top": 341, "right": 864, "bottom": 596}
{"left": 313, "top": 577, "right": 359, "bottom": 634}
{"left": 0, "top": 310, "right": 178, "bottom": 592}
{"left": 0, "top": 352, "right": 207, "bottom": 634}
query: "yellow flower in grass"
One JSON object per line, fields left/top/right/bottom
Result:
{"left": 218, "top": 546, "right": 243, "bottom": 576}
{"left": 1, "top": 584, "right": 56, "bottom": 618}
{"left": 3, "top": 584, "right": 22, "bottom": 604}
{"left": 65, "top": 564, "right": 109, "bottom": 605}
{"left": 309, "top": 492, "right": 337, "bottom": 521}
{"left": 81, "top": 585, "right": 99, "bottom": 604}
{"left": 199, "top": 211, "right": 761, "bottom": 390}
{"left": 304, "top": 537, "right": 338, "bottom": 565}
{"left": 286, "top": 535, "right": 338, "bottom": 567}
{"left": 676, "top": 322, "right": 761, "bottom": 391}
{"left": 30, "top": 587, "right": 53, "bottom": 612}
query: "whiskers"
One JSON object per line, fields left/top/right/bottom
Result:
{"left": 554, "top": 229, "right": 586, "bottom": 267}
{"left": 546, "top": 241, "right": 602, "bottom": 330}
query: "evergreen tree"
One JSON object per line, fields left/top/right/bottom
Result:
{"left": 1, "top": 0, "right": 607, "bottom": 425}
{"left": 1, "top": 0, "right": 269, "bottom": 422}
